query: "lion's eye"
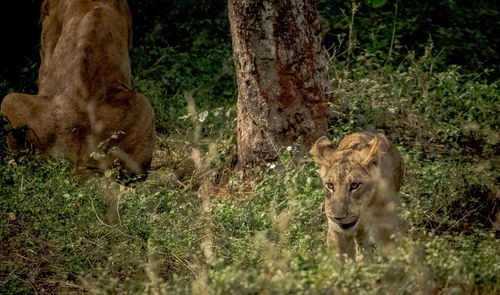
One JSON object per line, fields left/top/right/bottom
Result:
{"left": 350, "top": 182, "right": 360, "bottom": 191}
{"left": 325, "top": 182, "right": 335, "bottom": 191}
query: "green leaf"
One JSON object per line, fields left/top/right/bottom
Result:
{"left": 104, "top": 170, "right": 113, "bottom": 178}
{"left": 366, "top": 0, "right": 388, "bottom": 8}
{"left": 90, "top": 151, "right": 105, "bottom": 160}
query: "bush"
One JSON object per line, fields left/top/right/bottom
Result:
{"left": 318, "top": 0, "right": 500, "bottom": 79}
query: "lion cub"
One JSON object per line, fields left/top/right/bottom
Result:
{"left": 310, "top": 132, "right": 403, "bottom": 260}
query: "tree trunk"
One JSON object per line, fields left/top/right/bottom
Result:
{"left": 228, "top": 0, "right": 330, "bottom": 175}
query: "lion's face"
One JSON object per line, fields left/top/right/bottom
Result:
{"left": 311, "top": 134, "right": 384, "bottom": 232}
{"left": 318, "top": 150, "right": 377, "bottom": 231}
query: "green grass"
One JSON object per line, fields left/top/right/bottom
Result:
{"left": 1, "top": 34, "right": 499, "bottom": 295}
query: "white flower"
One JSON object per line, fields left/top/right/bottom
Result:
{"left": 198, "top": 111, "right": 208, "bottom": 122}
{"left": 286, "top": 146, "right": 292, "bottom": 151}
{"left": 269, "top": 163, "right": 276, "bottom": 169}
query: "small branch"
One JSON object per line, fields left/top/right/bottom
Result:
{"left": 90, "top": 197, "right": 113, "bottom": 229}
{"left": 347, "top": 1, "right": 359, "bottom": 67}
{"left": 386, "top": 0, "right": 399, "bottom": 64}
{"left": 116, "top": 194, "right": 122, "bottom": 227}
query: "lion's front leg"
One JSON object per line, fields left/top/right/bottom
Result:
{"left": 327, "top": 225, "right": 356, "bottom": 260}
{"left": 1, "top": 93, "right": 57, "bottom": 152}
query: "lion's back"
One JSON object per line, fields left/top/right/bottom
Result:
{"left": 39, "top": 0, "right": 132, "bottom": 98}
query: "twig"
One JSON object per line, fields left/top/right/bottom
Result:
{"left": 89, "top": 197, "right": 146, "bottom": 239}
{"left": 447, "top": 203, "right": 488, "bottom": 232}
{"left": 116, "top": 194, "right": 122, "bottom": 227}
{"left": 170, "top": 252, "right": 199, "bottom": 279}
{"left": 90, "top": 197, "right": 113, "bottom": 228}
{"left": 195, "top": 169, "right": 215, "bottom": 180}
{"left": 176, "top": 180, "right": 188, "bottom": 189}
{"left": 24, "top": 279, "right": 38, "bottom": 295}
{"left": 347, "top": 1, "right": 359, "bottom": 68}
{"left": 386, "top": 0, "right": 399, "bottom": 64}
{"left": 61, "top": 281, "right": 89, "bottom": 291}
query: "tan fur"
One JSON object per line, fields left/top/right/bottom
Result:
{"left": 1, "top": 0, "right": 155, "bottom": 178}
{"left": 310, "top": 132, "right": 403, "bottom": 259}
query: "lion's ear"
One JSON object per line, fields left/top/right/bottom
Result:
{"left": 362, "top": 136, "right": 381, "bottom": 167}
{"left": 40, "top": 0, "right": 50, "bottom": 24}
{"left": 310, "top": 136, "right": 335, "bottom": 166}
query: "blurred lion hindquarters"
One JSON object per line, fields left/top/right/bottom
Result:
{"left": 1, "top": 0, "right": 155, "bottom": 179}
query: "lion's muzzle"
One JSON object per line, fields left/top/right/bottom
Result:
{"left": 331, "top": 216, "right": 358, "bottom": 230}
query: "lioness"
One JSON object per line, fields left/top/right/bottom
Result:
{"left": 1, "top": 0, "right": 155, "bottom": 178}
{"left": 310, "top": 132, "right": 403, "bottom": 259}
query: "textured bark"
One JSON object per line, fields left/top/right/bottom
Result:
{"left": 228, "top": 0, "right": 330, "bottom": 174}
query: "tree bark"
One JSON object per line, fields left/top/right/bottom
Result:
{"left": 228, "top": 0, "right": 330, "bottom": 175}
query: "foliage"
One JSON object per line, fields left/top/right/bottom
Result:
{"left": 129, "top": 0, "right": 236, "bottom": 134}
{"left": 1, "top": 138, "right": 498, "bottom": 293}
{"left": 130, "top": 0, "right": 229, "bottom": 51}
{"left": 365, "top": 0, "right": 388, "bottom": 9}
{"left": 318, "top": 0, "right": 500, "bottom": 79}
{"left": 131, "top": 40, "right": 236, "bottom": 133}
